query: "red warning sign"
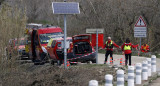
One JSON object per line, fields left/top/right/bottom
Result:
{"left": 135, "top": 16, "right": 147, "bottom": 27}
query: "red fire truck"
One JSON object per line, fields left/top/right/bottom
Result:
{"left": 25, "top": 24, "right": 63, "bottom": 64}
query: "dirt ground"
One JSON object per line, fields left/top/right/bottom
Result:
{"left": 0, "top": 61, "right": 117, "bottom": 86}
{"left": 1, "top": 53, "right": 159, "bottom": 86}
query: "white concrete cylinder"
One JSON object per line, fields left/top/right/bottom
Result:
{"left": 117, "top": 70, "right": 124, "bottom": 86}
{"left": 89, "top": 80, "right": 98, "bottom": 86}
{"left": 128, "top": 66, "right": 134, "bottom": 86}
{"left": 146, "top": 58, "right": 151, "bottom": 76}
{"left": 105, "top": 74, "right": 113, "bottom": 86}
{"left": 142, "top": 61, "right": 148, "bottom": 80}
{"left": 135, "top": 63, "right": 142, "bottom": 84}
{"left": 151, "top": 55, "right": 156, "bottom": 72}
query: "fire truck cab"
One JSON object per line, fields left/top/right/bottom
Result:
{"left": 25, "top": 24, "right": 63, "bottom": 64}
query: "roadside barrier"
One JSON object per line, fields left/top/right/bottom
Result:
{"left": 117, "top": 70, "right": 124, "bottom": 86}
{"left": 105, "top": 74, "right": 113, "bottom": 86}
{"left": 67, "top": 52, "right": 96, "bottom": 61}
{"left": 66, "top": 52, "right": 96, "bottom": 64}
{"left": 128, "top": 66, "right": 134, "bottom": 86}
{"left": 142, "top": 60, "right": 148, "bottom": 80}
{"left": 151, "top": 55, "right": 156, "bottom": 72}
{"left": 89, "top": 80, "right": 98, "bottom": 86}
{"left": 146, "top": 58, "right": 151, "bottom": 76}
{"left": 70, "top": 62, "right": 79, "bottom": 64}
{"left": 88, "top": 55, "right": 157, "bottom": 86}
{"left": 135, "top": 63, "right": 142, "bottom": 84}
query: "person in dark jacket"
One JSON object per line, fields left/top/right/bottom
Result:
{"left": 103, "top": 37, "right": 120, "bottom": 64}
{"left": 121, "top": 38, "right": 139, "bottom": 66}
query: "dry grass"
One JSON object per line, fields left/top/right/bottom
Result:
{"left": 0, "top": 2, "right": 27, "bottom": 83}
{"left": 0, "top": 63, "right": 116, "bottom": 86}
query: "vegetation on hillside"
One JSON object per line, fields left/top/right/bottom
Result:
{"left": 0, "top": 2, "right": 27, "bottom": 70}
{"left": 8, "top": 0, "right": 159, "bottom": 51}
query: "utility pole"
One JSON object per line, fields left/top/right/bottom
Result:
{"left": 63, "top": 0, "right": 67, "bottom": 69}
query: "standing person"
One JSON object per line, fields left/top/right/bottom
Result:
{"left": 141, "top": 44, "right": 150, "bottom": 53}
{"left": 121, "top": 38, "right": 139, "bottom": 66}
{"left": 103, "top": 37, "right": 120, "bottom": 64}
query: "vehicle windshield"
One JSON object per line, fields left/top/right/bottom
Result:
{"left": 39, "top": 32, "right": 62, "bottom": 44}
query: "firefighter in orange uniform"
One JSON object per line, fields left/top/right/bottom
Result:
{"left": 103, "top": 37, "right": 120, "bottom": 64}
{"left": 141, "top": 44, "right": 150, "bottom": 53}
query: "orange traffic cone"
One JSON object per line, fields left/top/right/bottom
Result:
{"left": 110, "top": 57, "right": 113, "bottom": 65}
{"left": 120, "top": 58, "right": 123, "bottom": 65}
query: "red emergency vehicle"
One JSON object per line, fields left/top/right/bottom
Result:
{"left": 25, "top": 24, "right": 63, "bottom": 64}
{"left": 47, "top": 34, "right": 96, "bottom": 65}
{"left": 47, "top": 37, "right": 72, "bottom": 65}
{"left": 16, "top": 37, "right": 29, "bottom": 58}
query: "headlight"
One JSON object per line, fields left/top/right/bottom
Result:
{"left": 42, "top": 46, "right": 47, "bottom": 53}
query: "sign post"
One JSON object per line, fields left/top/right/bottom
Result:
{"left": 134, "top": 16, "right": 147, "bottom": 56}
{"left": 52, "top": 1, "right": 80, "bottom": 69}
{"left": 86, "top": 29, "right": 104, "bottom": 64}
{"left": 96, "top": 30, "right": 98, "bottom": 64}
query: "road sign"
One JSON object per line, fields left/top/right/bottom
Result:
{"left": 134, "top": 16, "right": 147, "bottom": 38}
{"left": 134, "top": 27, "right": 146, "bottom": 37}
{"left": 135, "top": 16, "right": 147, "bottom": 27}
{"left": 52, "top": 2, "right": 80, "bottom": 14}
{"left": 86, "top": 29, "right": 104, "bottom": 33}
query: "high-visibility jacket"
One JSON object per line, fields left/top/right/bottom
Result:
{"left": 103, "top": 40, "right": 119, "bottom": 51}
{"left": 124, "top": 44, "right": 131, "bottom": 50}
{"left": 121, "top": 43, "right": 138, "bottom": 54}
{"left": 141, "top": 44, "right": 149, "bottom": 53}
{"left": 106, "top": 40, "right": 113, "bottom": 49}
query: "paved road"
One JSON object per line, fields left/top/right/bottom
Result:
{"left": 98, "top": 53, "right": 160, "bottom": 71}
{"left": 98, "top": 53, "right": 157, "bottom": 66}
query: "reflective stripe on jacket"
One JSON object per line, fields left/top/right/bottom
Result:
{"left": 121, "top": 43, "right": 138, "bottom": 54}
{"left": 124, "top": 44, "right": 131, "bottom": 50}
{"left": 106, "top": 40, "right": 113, "bottom": 49}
